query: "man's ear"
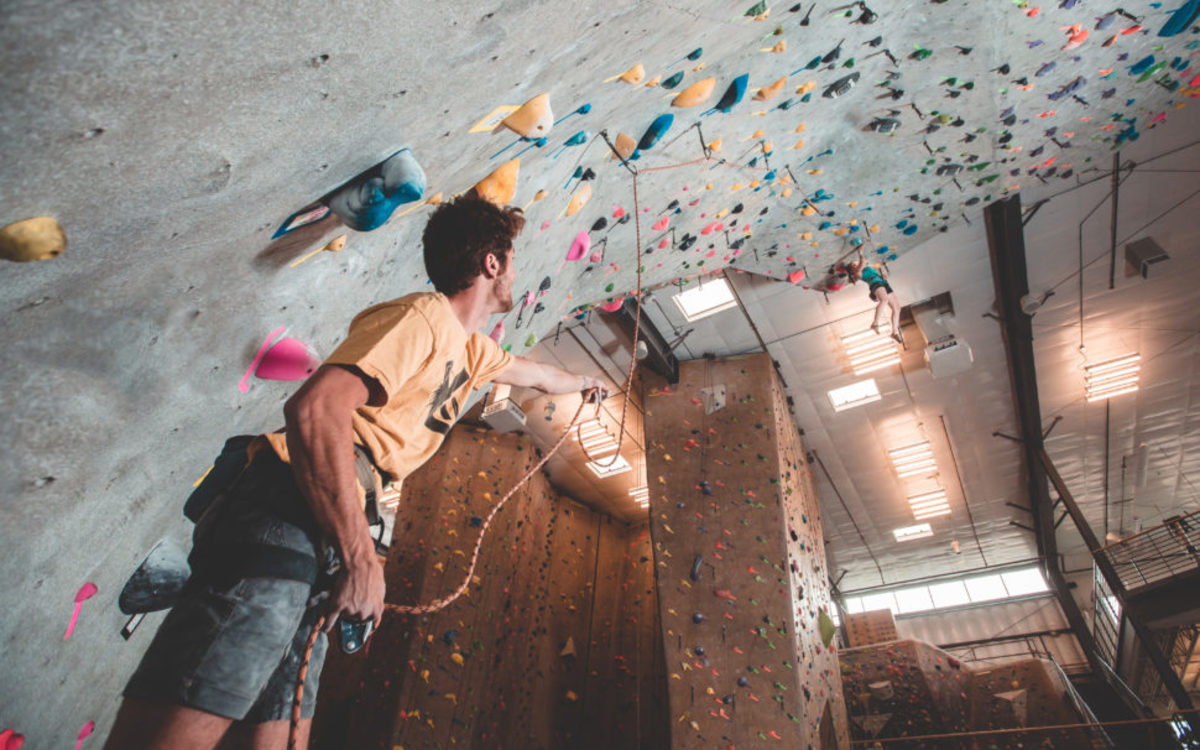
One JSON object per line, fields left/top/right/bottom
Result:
{"left": 482, "top": 251, "right": 500, "bottom": 279}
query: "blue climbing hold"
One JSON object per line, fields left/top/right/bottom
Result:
{"left": 326, "top": 148, "right": 426, "bottom": 232}
{"left": 712, "top": 74, "right": 749, "bottom": 113}
{"left": 638, "top": 113, "right": 673, "bottom": 150}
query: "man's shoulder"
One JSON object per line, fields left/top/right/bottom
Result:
{"left": 351, "top": 292, "right": 445, "bottom": 327}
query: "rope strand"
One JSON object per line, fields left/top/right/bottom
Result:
{"left": 289, "top": 392, "right": 598, "bottom": 749}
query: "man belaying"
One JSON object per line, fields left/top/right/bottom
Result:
{"left": 105, "top": 196, "right": 606, "bottom": 749}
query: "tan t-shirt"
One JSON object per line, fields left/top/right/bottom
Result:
{"left": 264, "top": 292, "right": 513, "bottom": 482}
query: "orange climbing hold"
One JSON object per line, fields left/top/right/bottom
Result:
{"left": 672, "top": 77, "right": 716, "bottom": 108}
{"left": 565, "top": 183, "right": 592, "bottom": 217}
{"left": 474, "top": 159, "right": 520, "bottom": 205}
{"left": 501, "top": 94, "right": 553, "bottom": 138}
{"left": 753, "top": 77, "right": 786, "bottom": 101}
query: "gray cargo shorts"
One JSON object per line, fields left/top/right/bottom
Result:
{"left": 124, "top": 451, "right": 330, "bottom": 722}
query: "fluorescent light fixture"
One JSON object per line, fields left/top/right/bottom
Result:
{"left": 673, "top": 278, "right": 737, "bottom": 322}
{"left": 1085, "top": 354, "right": 1140, "bottom": 401}
{"left": 586, "top": 454, "right": 631, "bottom": 478}
{"left": 828, "top": 379, "right": 882, "bottom": 411}
{"left": 893, "top": 523, "right": 933, "bottom": 542}
{"left": 889, "top": 441, "right": 937, "bottom": 479}
{"left": 913, "top": 507, "right": 951, "bottom": 520}
{"left": 841, "top": 329, "right": 900, "bottom": 375}
{"left": 628, "top": 485, "right": 650, "bottom": 506}
{"left": 908, "top": 488, "right": 949, "bottom": 519}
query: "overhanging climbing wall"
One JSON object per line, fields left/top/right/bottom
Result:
{"left": 312, "top": 427, "right": 668, "bottom": 750}
{"left": 643, "top": 353, "right": 848, "bottom": 749}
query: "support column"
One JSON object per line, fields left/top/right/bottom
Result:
{"left": 643, "top": 353, "right": 848, "bottom": 749}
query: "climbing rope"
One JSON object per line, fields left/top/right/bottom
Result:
{"left": 289, "top": 139, "right": 781, "bottom": 749}
{"left": 288, "top": 391, "right": 599, "bottom": 749}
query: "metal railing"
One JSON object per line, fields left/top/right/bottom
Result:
{"left": 1096, "top": 510, "right": 1200, "bottom": 592}
{"left": 1093, "top": 569, "right": 1122, "bottom": 669}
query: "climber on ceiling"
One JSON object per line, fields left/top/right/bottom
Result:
{"left": 105, "top": 195, "right": 607, "bottom": 750}
{"left": 846, "top": 249, "right": 902, "bottom": 343}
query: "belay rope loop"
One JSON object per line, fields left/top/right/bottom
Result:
{"left": 288, "top": 392, "right": 598, "bottom": 749}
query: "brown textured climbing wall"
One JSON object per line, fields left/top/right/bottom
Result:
{"left": 314, "top": 427, "right": 667, "bottom": 750}
{"left": 643, "top": 353, "right": 847, "bottom": 749}
{"left": 840, "top": 640, "right": 1102, "bottom": 747}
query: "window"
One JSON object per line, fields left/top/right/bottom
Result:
{"left": 964, "top": 574, "right": 1007, "bottom": 603}
{"left": 842, "top": 566, "right": 1050, "bottom": 621}
{"left": 861, "top": 592, "right": 897, "bottom": 613}
{"left": 673, "top": 278, "right": 737, "bottom": 322}
{"left": 828, "top": 379, "right": 882, "bottom": 411}
{"left": 586, "top": 454, "right": 631, "bottom": 478}
{"left": 1001, "top": 568, "right": 1048, "bottom": 596}
{"left": 928, "top": 580, "right": 970, "bottom": 608}
{"left": 894, "top": 587, "right": 934, "bottom": 614}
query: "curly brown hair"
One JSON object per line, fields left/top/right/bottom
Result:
{"left": 422, "top": 196, "right": 526, "bottom": 295}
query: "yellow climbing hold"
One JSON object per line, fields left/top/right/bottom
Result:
{"left": 672, "top": 77, "right": 716, "bottom": 108}
{"left": 760, "top": 40, "right": 786, "bottom": 53}
{"left": 644, "top": 74, "right": 662, "bottom": 87}
{"left": 0, "top": 216, "right": 66, "bottom": 263}
{"left": 791, "top": 139, "right": 806, "bottom": 150}
{"left": 753, "top": 77, "right": 786, "bottom": 101}
{"left": 474, "top": 158, "right": 520, "bottom": 205}
{"left": 707, "top": 138, "right": 722, "bottom": 153}
{"left": 794, "top": 122, "right": 807, "bottom": 133}
{"left": 808, "top": 169, "right": 823, "bottom": 175}
{"left": 781, "top": 187, "right": 793, "bottom": 197}
{"left": 565, "top": 182, "right": 592, "bottom": 217}
{"left": 802, "top": 205, "right": 817, "bottom": 216}
{"left": 450, "top": 652, "right": 465, "bottom": 666}
{"left": 795, "top": 81, "right": 816, "bottom": 96}
{"left": 750, "top": 128, "right": 765, "bottom": 139}
{"left": 762, "top": 141, "right": 773, "bottom": 154}
{"left": 501, "top": 94, "right": 553, "bottom": 138}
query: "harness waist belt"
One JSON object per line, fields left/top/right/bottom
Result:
{"left": 189, "top": 543, "right": 318, "bottom": 587}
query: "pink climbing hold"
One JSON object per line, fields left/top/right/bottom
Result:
{"left": 658, "top": 238, "right": 669, "bottom": 249}
{"left": 612, "top": 205, "right": 626, "bottom": 218}
{"left": 599, "top": 298, "right": 626, "bottom": 312}
{"left": 589, "top": 250, "right": 603, "bottom": 263}
{"left": 788, "top": 270, "right": 806, "bottom": 284}
{"left": 256, "top": 337, "right": 321, "bottom": 382}
{"left": 652, "top": 216, "right": 669, "bottom": 231}
{"left": 238, "top": 326, "right": 286, "bottom": 393}
{"left": 566, "top": 232, "right": 590, "bottom": 261}
{"left": 74, "top": 720, "right": 94, "bottom": 750}
{"left": 489, "top": 320, "right": 505, "bottom": 344}
{"left": 64, "top": 582, "right": 98, "bottom": 640}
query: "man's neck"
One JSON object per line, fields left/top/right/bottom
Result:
{"left": 445, "top": 285, "right": 494, "bottom": 334}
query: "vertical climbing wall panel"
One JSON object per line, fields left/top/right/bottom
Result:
{"left": 643, "top": 354, "right": 848, "bottom": 749}
{"left": 320, "top": 427, "right": 667, "bottom": 750}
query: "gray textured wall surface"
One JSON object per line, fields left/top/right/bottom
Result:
{"left": 1, "top": 0, "right": 1197, "bottom": 743}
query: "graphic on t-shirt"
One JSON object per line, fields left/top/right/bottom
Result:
{"left": 425, "top": 360, "right": 470, "bottom": 435}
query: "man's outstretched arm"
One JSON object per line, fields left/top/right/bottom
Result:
{"left": 495, "top": 357, "right": 609, "bottom": 399}
{"left": 284, "top": 364, "right": 386, "bottom": 630}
